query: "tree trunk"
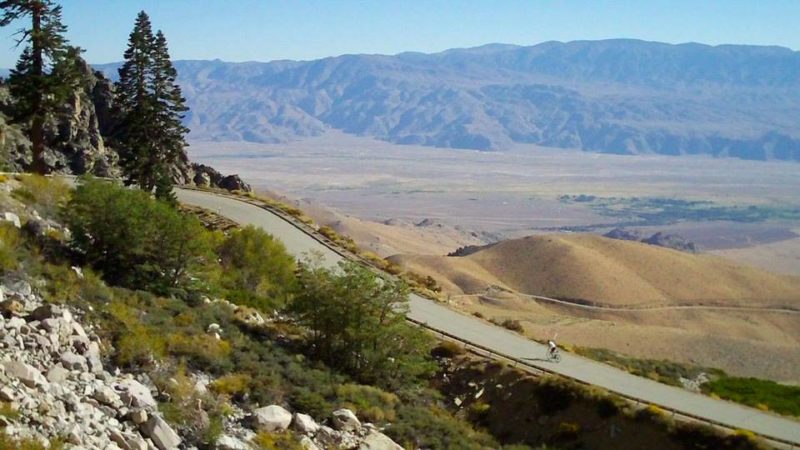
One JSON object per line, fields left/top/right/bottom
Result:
{"left": 30, "top": 1, "right": 47, "bottom": 174}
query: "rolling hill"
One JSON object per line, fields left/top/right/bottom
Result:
{"left": 95, "top": 39, "right": 800, "bottom": 160}
{"left": 389, "top": 234, "right": 800, "bottom": 307}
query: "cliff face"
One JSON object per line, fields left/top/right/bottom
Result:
{"left": 0, "top": 61, "right": 120, "bottom": 176}
{"left": 0, "top": 62, "right": 251, "bottom": 191}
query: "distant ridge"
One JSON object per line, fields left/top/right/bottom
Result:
{"left": 92, "top": 39, "right": 800, "bottom": 160}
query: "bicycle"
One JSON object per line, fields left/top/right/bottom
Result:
{"left": 546, "top": 347, "right": 561, "bottom": 363}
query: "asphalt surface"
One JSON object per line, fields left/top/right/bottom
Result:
{"left": 176, "top": 188, "right": 800, "bottom": 445}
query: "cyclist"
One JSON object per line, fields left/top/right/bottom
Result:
{"left": 548, "top": 339, "right": 558, "bottom": 359}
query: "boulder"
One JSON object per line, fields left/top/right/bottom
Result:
{"left": 0, "top": 299, "right": 24, "bottom": 316}
{"left": 60, "top": 351, "right": 88, "bottom": 371}
{"left": 2, "top": 360, "right": 47, "bottom": 388}
{"left": 93, "top": 385, "right": 122, "bottom": 408}
{"left": 359, "top": 431, "right": 404, "bottom": 450}
{"left": 29, "top": 304, "right": 64, "bottom": 321}
{"left": 6, "top": 280, "right": 31, "bottom": 298}
{"left": 46, "top": 365, "right": 69, "bottom": 383}
{"left": 115, "top": 378, "right": 157, "bottom": 409}
{"left": 2, "top": 212, "right": 20, "bottom": 228}
{"left": 292, "top": 412, "right": 320, "bottom": 435}
{"left": 331, "top": 408, "right": 361, "bottom": 432}
{"left": 251, "top": 405, "right": 292, "bottom": 432}
{"left": 130, "top": 409, "right": 148, "bottom": 425}
{"left": 141, "top": 415, "right": 182, "bottom": 450}
{"left": 218, "top": 174, "right": 251, "bottom": 192}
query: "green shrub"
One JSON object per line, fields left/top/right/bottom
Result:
{"left": 251, "top": 432, "right": 304, "bottom": 450}
{"left": 431, "top": 341, "right": 466, "bottom": 358}
{"left": 0, "top": 223, "right": 21, "bottom": 272}
{"left": 12, "top": 174, "right": 70, "bottom": 218}
{"left": 334, "top": 384, "right": 399, "bottom": 423}
{"left": 290, "top": 260, "right": 435, "bottom": 390}
{"left": 702, "top": 376, "right": 800, "bottom": 417}
{"left": 501, "top": 319, "right": 524, "bottom": 333}
{"left": 217, "top": 225, "right": 295, "bottom": 310}
{"left": 63, "top": 177, "right": 215, "bottom": 294}
{"left": 468, "top": 401, "right": 491, "bottom": 422}
{"left": 534, "top": 376, "right": 577, "bottom": 414}
{"left": 289, "top": 388, "right": 329, "bottom": 419}
{"left": 210, "top": 373, "right": 252, "bottom": 399}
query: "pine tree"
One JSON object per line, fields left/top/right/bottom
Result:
{"left": 151, "top": 30, "right": 189, "bottom": 175}
{"left": 115, "top": 11, "right": 157, "bottom": 189}
{"left": 115, "top": 12, "right": 189, "bottom": 193}
{"left": 154, "top": 165, "right": 178, "bottom": 207}
{"left": 1, "top": 0, "right": 83, "bottom": 174}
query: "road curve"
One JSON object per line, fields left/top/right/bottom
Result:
{"left": 176, "top": 188, "right": 800, "bottom": 445}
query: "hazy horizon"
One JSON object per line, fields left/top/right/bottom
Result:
{"left": 1, "top": 0, "right": 799, "bottom": 67}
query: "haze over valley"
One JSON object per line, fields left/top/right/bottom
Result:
{"left": 97, "top": 39, "right": 800, "bottom": 160}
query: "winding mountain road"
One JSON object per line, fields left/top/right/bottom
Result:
{"left": 176, "top": 188, "right": 800, "bottom": 446}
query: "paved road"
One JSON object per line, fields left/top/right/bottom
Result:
{"left": 452, "top": 292, "right": 800, "bottom": 314}
{"left": 177, "top": 188, "right": 800, "bottom": 445}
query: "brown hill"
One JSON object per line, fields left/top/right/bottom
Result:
{"left": 389, "top": 234, "right": 800, "bottom": 307}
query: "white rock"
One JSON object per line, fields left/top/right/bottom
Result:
{"left": 60, "top": 351, "right": 88, "bottom": 371}
{"left": 331, "top": 408, "right": 361, "bottom": 432}
{"left": 216, "top": 434, "right": 248, "bottom": 450}
{"left": 299, "top": 435, "right": 321, "bottom": 450}
{"left": 251, "top": 405, "right": 292, "bottom": 432}
{"left": 141, "top": 415, "right": 182, "bottom": 450}
{"left": 130, "top": 409, "right": 148, "bottom": 425}
{"left": 7, "top": 279, "right": 31, "bottom": 297}
{"left": 292, "top": 412, "right": 320, "bottom": 435}
{"left": 93, "top": 385, "right": 122, "bottom": 407}
{"left": 2, "top": 360, "right": 48, "bottom": 388}
{"left": 207, "top": 323, "right": 221, "bottom": 333}
{"left": 46, "top": 365, "right": 69, "bottom": 383}
{"left": 3, "top": 212, "right": 20, "bottom": 228}
{"left": 0, "top": 386, "right": 14, "bottom": 402}
{"left": 359, "top": 431, "right": 404, "bottom": 450}
{"left": 71, "top": 266, "right": 84, "bottom": 279}
{"left": 7, "top": 316, "right": 26, "bottom": 330}
{"left": 115, "top": 379, "right": 157, "bottom": 409}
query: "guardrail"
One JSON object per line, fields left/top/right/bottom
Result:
{"left": 184, "top": 186, "right": 799, "bottom": 449}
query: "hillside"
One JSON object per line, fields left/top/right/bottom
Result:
{"left": 94, "top": 39, "right": 800, "bottom": 160}
{"left": 389, "top": 234, "right": 800, "bottom": 307}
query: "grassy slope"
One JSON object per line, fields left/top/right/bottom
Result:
{"left": 391, "top": 234, "right": 800, "bottom": 306}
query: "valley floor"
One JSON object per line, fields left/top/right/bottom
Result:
{"left": 189, "top": 132, "right": 800, "bottom": 382}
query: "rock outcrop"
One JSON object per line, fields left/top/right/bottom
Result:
{"left": 641, "top": 232, "right": 697, "bottom": 253}
{"left": 603, "top": 228, "right": 698, "bottom": 253}
{"left": 182, "top": 163, "right": 252, "bottom": 192}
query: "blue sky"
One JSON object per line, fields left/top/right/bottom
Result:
{"left": 1, "top": 0, "right": 798, "bottom": 67}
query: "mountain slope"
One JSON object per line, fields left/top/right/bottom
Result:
{"left": 96, "top": 39, "right": 800, "bottom": 160}
{"left": 389, "top": 234, "right": 800, "bottom": 306}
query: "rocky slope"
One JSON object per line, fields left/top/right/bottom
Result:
{"left": 0, "top": 276, "right": 403, "bottom": 449}
{"left": 96, "top": 39, "right": 800, "bottom": 160}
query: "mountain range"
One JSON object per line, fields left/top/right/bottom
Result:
{"left": 93, "top": 39, "right": 800, "bottom": 160}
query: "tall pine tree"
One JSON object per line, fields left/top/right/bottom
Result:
{"left": 115, "top": 11, "right": 189, "bottom": 196}
{"left": 1, "top": 0, "right": 83, "bottom": 174}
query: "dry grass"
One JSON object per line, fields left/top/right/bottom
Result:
{"left": 393, "top": 234, "right": 800, "bottom": 307}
